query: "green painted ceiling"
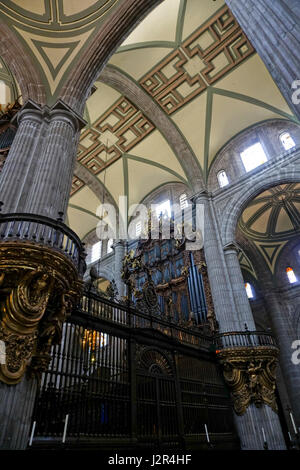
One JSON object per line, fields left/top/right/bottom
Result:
{"left": 0, "top": 0, "right": 298, "bottom": 245}
{"left": 239, "top": 184, "right": 300, "bottom": 274}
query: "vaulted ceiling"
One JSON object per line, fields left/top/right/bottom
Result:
{"left": 69, "top": 0, "right": 295, "bottom": 241}
{"left": 0, "top": 0, "right": 297, "bottom": 243}
{"left": 239, "top": 183, "right": 300, "bottom": 274}
{"left": 0, "top": 0, "right": 121, "bottom": 100}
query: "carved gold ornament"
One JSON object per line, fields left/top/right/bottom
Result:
{"left": 0, "top": 242, "right": 83, "bottom": 385}
{"left": 217, "top": 347, "right": 279, "bottom": 415}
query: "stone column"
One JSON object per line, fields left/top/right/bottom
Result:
{"left": 195, "top": 191, "right": 238, "bottom": 332}
{"left": 0, "top": 99, "right": 85, "bottom": 220}
{"left": 197, "top": 192, "right": 286, "bottom": 449}
{"left": 0, "top": 101, "right": 43, "bottom": 212}
{"left": 0, "top": 377, "right": 37, "bottom": 449}
{"left": 263, "top": 284, "right": 300, "bottom": 427}
{"left": 114, "top": 240, "right": 125, "bottom": 299}
{"left": 223, "top": 243, "right": 256, "bottom": 330}
{"left": 225, "top": 0, "right": 300, "bottom": 120}
{"left": 0, "top": 100, "right": 85, "bottom": 450}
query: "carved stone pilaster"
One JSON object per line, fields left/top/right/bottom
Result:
{"left": 218, "top": 346, "right": 279, "bottom": 415}
{"left": 0, "top": 242, "right": 82, "bottom": 384}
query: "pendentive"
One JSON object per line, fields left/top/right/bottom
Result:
{"left": 0, "top": 212, "right": 86, "bottom": 385}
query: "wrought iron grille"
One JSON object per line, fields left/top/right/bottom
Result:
{"left": 30, "top": 292, "right": 238, "bottom": 450}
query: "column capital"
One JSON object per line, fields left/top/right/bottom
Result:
{"left": 49, "top": 99, "right": 86, "bottom": 132}
{"left": 13, "top": 99, "right": 86, "bottom": 132}
{"left": 223, "top": 241, "right": 241, "bottom": 255}
{"left": 114, "top": 239, "right": 126, "bottom": 249}
{"left": 12, "top": 99, "right": 43, "bottom": 126}
{"left": 191, "top": 189, "right": 213, "bottom": 204}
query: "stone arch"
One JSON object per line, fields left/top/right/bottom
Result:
{"left": 74, "top": 162, "right": 127, "bottom": 237}
{"left": 294, "top": 306, "right": 300, "bottom": 336}
{"left": 207, "top": 118, "right": 300, "bottom": 193}
{"left": 99, "top": 66, "right": 203, "bottom": 192}
{"left": 0, "top": 22, "right": 46, "bottom": 104}
{"left": 74, "top": 161, "right": 117, "bottom": 210}
{"left": 97, "top": 267, "right": 114, "bottom": 283}
{"left": 60, "top": 0, "right": 161, "bottom": 114}
{"left": 218, "top": 160, "right": 300, "bottom": 245}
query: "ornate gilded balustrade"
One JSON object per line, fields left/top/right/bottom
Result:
{"left": 0, "top": 211, "right": 86, "bottom": 276}
{"left": 214, "top": 330, "right": 279, "bottom": 416}
{"left": 0, "top": 212, "right": 86, "bottom": 385}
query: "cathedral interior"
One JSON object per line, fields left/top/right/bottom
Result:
{"left": 0, "top": 0, "right": 299, "bottom": 452}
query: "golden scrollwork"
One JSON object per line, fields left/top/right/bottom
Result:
{"left": 0, "top": 242, "right": 83, "bottom": 385}
{"left": 217, "top": 346, "right": 279, "bottom": 416}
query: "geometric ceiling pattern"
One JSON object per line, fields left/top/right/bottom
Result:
{"left": 0, "top": 0, "right": 298, "bottom": 242}
{"left": 71, "top": 3, "right": 261, "bottom": 197}
{"left": 140, "top": 5, "right": 254, "bottom": 115}
{"left": 239, "top": 184, "right": 300, "bottom": 273}
{"left": 76, "top": 96, "right": 155, "bottom": 180}
{"left": 238, "top": 250, "right": 257, "bottom": 280}
{"left": 66, "top": 0, "right": 297, "bottom": 240}
{"left": 66, "top": 0, "right": 297, "bottom": 242}
{"left": 0, "top": 0, "right": 120, "bottom": 99}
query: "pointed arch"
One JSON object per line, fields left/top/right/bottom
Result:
{"left": 60, "top": 0, "right": 161, "bottom": 114}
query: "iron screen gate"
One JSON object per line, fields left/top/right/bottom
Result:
{"left": 30, "top": 296, "right": 238, "bottom": 450}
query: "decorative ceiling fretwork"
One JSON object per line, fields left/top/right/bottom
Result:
{"left": 77, "top": 96, "right": 155, "bottom": 176}
{"left": 71, "top": 175, "right": 85, "bottom": 196}
{"left": 139, "top": 5, "right": 255, "bottom": 115}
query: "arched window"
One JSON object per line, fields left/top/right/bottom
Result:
{"left": 286, "top": 267, "right": 297, "bottom": 284}
{"left": 217, "top": 170, "right": 229, "bottom": 188}
{"left": 240, "top": 142, "right": 267, "bottom": 172}
{"left": 107, "top": 238, "right": 114, "bottom": 254}
{"left": 179, "top": 193, "right": 188, "bottom": 209}
{"left": 155, "top": 199, "right": 171, "bottom": 218}
{"left": 280, "top": 132, "right": 296, "bottom": 151}
{"left": 245, "top": 282, "right": 254, "bottom": 299}
{"left": 91, "top": 241, "right": 102, "bottom": 263}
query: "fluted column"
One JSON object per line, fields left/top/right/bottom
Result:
{"left": 0, "top": 102, "right": 43, "bottom": 212}
{"left": 0, "top": 99, "right": 85, "bottom": 220}
{"left": 263, "top": 284, "right": 300, "bottom": 427}
{"left": 197, "top": 192, "right": 286, "bottom": 449}
{"left": 26, "top": 105, "right": 83, "bottom": 218}
{"left": 114, "top": 240, "right": 125, "bottom": 298}
{"left": 226, "top": 0, "right": 300, "bottom": 120}
{"left": 223, "top": 243, "right": 256, "bottom": 330}
{"left": 195, "top": 191, "right": 239, "bottom": 332}
{"left": 0, "top": 377, "right": 37, "bottom": 449}
{"left": 0, "top": 100, "right": 85, "bottom": 450}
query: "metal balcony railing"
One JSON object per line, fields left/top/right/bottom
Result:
{"left": 0, "top": 212, "right": 86, "bottom": 275}
{"left": 214, "top": 330, "right": 278, "bottom": 350}
{"left": 76, "top": 289, "right": 213, "bottom": 351}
